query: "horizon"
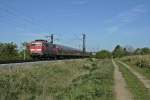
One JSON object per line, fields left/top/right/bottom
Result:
{"left": 0, "top": 0, "right": 150, "bottom": 51}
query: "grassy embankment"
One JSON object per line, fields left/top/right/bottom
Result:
{"left": 117, "top": 61, "right": 150, "bottom": 100}
{"left": 121, "top": 55, "right": 150, "bottom": 80}
{"left": 0, "top": 59, "right": 114, "bottom": 100}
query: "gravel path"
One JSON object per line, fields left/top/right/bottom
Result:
{"left": 112, "top": 60, "right": 133, "bottom": 100}
{"left": 118, "top": 60, "right": 150, "bottom": 92}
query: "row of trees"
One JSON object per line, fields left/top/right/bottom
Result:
{"left": 0, "top": 42, "right": 31, "bottom": 61}
{"left": 95, "top": 45, "right": 150, "bottom": 59}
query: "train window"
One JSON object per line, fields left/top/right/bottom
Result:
{"left": 45, "top": 44, "right": 48, "bottom": 47}
{"left": 31, "top": 44, "right": 36, "bottom": 46}
{"left": 53, "top": 45, "right": 56, "bottom": 48}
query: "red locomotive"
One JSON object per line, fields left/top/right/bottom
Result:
{"left": 27, "top": 39, "right": 89, "bottom": 59}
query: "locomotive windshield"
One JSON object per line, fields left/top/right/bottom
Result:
{"left": 31, "top": 42, "right": 42, "bottom": 46}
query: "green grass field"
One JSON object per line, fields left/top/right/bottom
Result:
{"left": 0, "top": 59, "right": 114, "bottom": 100}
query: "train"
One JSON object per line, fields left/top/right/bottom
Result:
{"left": 27, "top": 39, "right": 90, "bottom": 59}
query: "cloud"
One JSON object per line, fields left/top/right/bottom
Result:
{"left": 106, "top": 4, "right": 147, "bottom": 33}
{"left": 71, "top": 0, "right": 88, "bottom": 5}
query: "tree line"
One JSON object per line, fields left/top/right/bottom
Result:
{"left": 95, "top": 45, "right": 150, "bottom": 59}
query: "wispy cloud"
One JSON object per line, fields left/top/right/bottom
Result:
{"left": 71, "top": 0, "right": 88, "bottom": 5}
{"left": 106, "top": 4, "right": 147, "bottom": 33}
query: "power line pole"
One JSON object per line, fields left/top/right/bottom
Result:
{"left": 82, "top": 33, "right": 86, "bottom": 54}
{"left": 23, "top": 47, "right": 26, "bottom": 60}
{"left": 46, "top": 34, "right": 54, "bottom": 44}
{"left": 51, "top": 34, "right": 54, "bottom": 44}
{"left": 22, "top": 42, "right": 26, "bottom": 60}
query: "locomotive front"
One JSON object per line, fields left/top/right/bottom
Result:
{"left": 29, "top": 40, "right": 47, "bottom": 57}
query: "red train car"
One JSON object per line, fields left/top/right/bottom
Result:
{"left": 28, "top": 39, "right": 89, "bottom": 59}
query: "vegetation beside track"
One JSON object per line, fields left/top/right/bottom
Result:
{"left": 0, "top": 42, "right": 31, "bottom": 62}
{"left": 121, "top": 55, "right": 150, "bottom": 80}
{"left": 117, "top": 61, "right": 150, "bottom": 100}
{"left": 0, "top": 59, "right": 114, "bottom": 100}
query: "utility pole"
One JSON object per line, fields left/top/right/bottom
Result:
{"left": 46, "top": 34, "right": 54, "bottom": 44}
{"left": 82, "top": 33, "right": 86, "bottom": 54}
{"left": 22, "top": 42, "right": 26, "bottom": 60}
{"left": 23, "top": 47, "right": 26, "bottom": 60}
{"left": 51, "top": 34, "right": 54, "bottom": 44}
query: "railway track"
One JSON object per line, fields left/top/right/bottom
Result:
{"left": 0, "top": 59, "right": 47, "bottom": 64}
{"left": 0, "top": 58, "right": 82, "bottom": 65}
{"left": 0, "top": 58, "right": 84, "bottom": 69}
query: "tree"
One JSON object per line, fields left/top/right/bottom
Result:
{"left": 112, "top": 45, "right": 126, "bottom": 58}
{"left": 95, "top": 50, "right": 112, "bottom": 59}
{"left": 134, "top": 48, "right": 142, "bottom": 55}
{"left": 134, "top": 48, "right": 150, "bottom": 55}
{"left": 141, "top": 48, "right": 150, "bottom": 54}
{"left": 0, "top": 42, "right": 19, "bottom": 60}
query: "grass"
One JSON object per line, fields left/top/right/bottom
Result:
{"left": 121, "top": 55, "right": 150, "bottom": 80}
{"left": 117, "top": 61, "right": 150, "bottom": 100}
{"left": 0, "top": 59, "right": 114, "bottom": 100}
{"left": 131, "top": 65, "right": 150, "bottom": 80}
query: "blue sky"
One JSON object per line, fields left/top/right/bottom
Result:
{"left": 0, "top": 0, "right": 150, "bottom": 51}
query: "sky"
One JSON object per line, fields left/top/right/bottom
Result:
{"left": 0, "top": 0, "right": 150, "bottom": 51}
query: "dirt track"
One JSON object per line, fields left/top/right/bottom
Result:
{"left": 112, "top": 60, "right": 132, "bottom": 100}
{"left": 118, "top": 61, "right": 150, "bottom": 92}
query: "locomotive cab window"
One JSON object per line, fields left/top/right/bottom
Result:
{"left": 31, "top": 43, "right": 42, "bottom": 46}
{"left": 31, "top": 44, "right": 36, "bottom": 46}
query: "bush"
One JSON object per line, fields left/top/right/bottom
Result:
{"left": 95, "top": 50, "right": 112, "bottom": 59}
{"left": 136, "top": 59, "right": 150, "bottom": 69}
{"left": 0, "top": 42, "right": 20, "bottom": 61}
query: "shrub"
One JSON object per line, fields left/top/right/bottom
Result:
{"left": 95, "top": 50, "right": 112, "bottom": 59}
{"left": 136, "top": 59, "right": 150, "bottom": 69}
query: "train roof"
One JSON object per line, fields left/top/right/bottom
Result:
{"left": 35, "top": 39, "right": 48, "bottom": 42}
{"left": 54, "top": 44, "right": 81, "bottom": 51}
